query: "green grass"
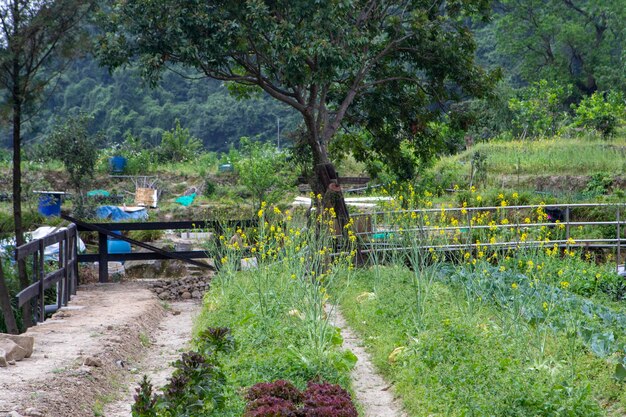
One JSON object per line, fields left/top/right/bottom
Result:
{"left": 454, "top": 137, "right": 626, "bottom": 175}
{"left": 335, "top": 265, "right": 626, "bottom": 417}
{"left": 193, "top": 268, "right": 355, "bottom": 416}
{"left": 427, "top": 136, "right": 626, "bottom": 193}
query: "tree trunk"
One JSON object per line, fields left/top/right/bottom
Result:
{"left": 0, "top": 261, "right": 18, "bottom": 334}
{"left": 12, "top": 56, "right": 33, "bottom": 329}
{"left": 314, "top": 163, "right": 350, "bottom": 231}
{"left": 302, "top": 124, "right": 350, "bottom": 229}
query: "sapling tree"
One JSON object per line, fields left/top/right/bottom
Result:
{"left": 158, "top": 119, "right": 203, "bottom": 163}
{"left": 573, "top": 91, "right": 625, "bottom": 138}
{"left": 235, "top": 138, "right": 290, "bottom": 209}
{"left": 47, "top": 114, "right": 102, "bottom": 218}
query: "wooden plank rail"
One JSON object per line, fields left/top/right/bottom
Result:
{"left": 297, "top": 176, "right": 370, "bottom": 185}
{"left": 63, "top": 214, "right": 256, "bottom": 283}
{"left": 14, "top": 224, "right": 78, "bottom": 324}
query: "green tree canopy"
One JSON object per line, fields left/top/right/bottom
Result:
{"left": 491, "top": 0, "right": 626, "bottom": 96}
{"left": 99, "top": 0, "right": 497, "bottom": 192}
{"left": 47, "top": 114, "right": 101, "bottom": 194}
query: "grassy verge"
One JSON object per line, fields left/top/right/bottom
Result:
{"left": 192, "top": 268, "right": 356, "bottom": 415}
{"left": 335, "top": 265, "right": 626, "bottom": 416}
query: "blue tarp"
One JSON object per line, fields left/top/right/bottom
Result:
{"left": 87, "top": 189, "right": 110, "bottom": 197}
{"left": 95, "top": 206, "right": 148, "bottom": 221}
{"left": 175, "top": 193, "right": 196, "bottom": 207}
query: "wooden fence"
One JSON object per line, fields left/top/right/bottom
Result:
{"left": 63, "top": 214, "right": 256, "bottom": 283}
{"left": 14, "top": 224, "right": 79, "bottom": 323}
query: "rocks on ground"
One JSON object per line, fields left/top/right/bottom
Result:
{"left": 150, "top": 275, "right": 211, "bottom": 301}
{"left": 0, "top": 334, "right": 34, "bottom": 367}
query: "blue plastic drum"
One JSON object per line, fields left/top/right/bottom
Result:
{"left": 37, "top": 193, "right": 62, "bottom": 217}
{"left": 109, "top": 156, "right": 127, "bottom": 174}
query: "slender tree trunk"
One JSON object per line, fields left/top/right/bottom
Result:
{"left": 0, "top": 261, "right": 18, "bottom": 334}
{"left": 12, "top": 54, "right": 33, "bottom": 329}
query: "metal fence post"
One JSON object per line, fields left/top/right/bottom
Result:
{"left": 565, "top": 205, "right": 570, "bottom": 242}
{"left": 617, "top": 206, "right": 621, "bottom": 274}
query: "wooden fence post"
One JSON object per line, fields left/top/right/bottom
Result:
{"left": 73, "top": 227, "right": 79, "bottom": 292}
{"left": 58, "top": 233, "right": 65, "bottom": 310}
{"left": 38, "top": 240, "right": 45, "bottom": 323}
{"left": 63, "top": 229, "right": 70, "bottom": 305}
{"left": 31, "top": 250, "right": 39, "bottom": 323}
{"left": 98, "top": 232, "right": 108, "bottom": 283}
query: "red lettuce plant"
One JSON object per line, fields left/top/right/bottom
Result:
{"left": 244, "top": 396, "right": 300, "bottom": 417}
{"left": 244, "top": 380, "right": 357, "bottom": 417}
{"left": 301, "top": 382, "right": 358, "bottom": 417}
{"left": 246, "top": 380, "right": 304, "bottom": 403}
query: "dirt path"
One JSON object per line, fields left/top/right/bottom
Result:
{"left": 104, "top": 300, "right": 200, "bottom": 417}
{"left": 327, "top": 305, "right": 407, "bottom": 417}
{"left": 0, "top": 282, "right": 198, "bottom": 417}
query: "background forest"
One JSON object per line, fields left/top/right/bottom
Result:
{"left": 1, "top": 0, "right": 623, "bottom": 158}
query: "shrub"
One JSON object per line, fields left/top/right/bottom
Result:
{"left": 158, "top": 119, "right": 203, "bottom": 163}
{"left": 582, "top": 172, "right": 613, "bottom": 198}
{"left": 204, "top": 179, "right": 217, "bottom": 197}
{"left": 235, "top": 137, "right": 291, "bottom": 208}
{"left": 573, "top": 91, "right": 625, "bottom": 137}
{"left": 128, "top": 229, "right": 164, "bottom": 242}
{"left": 508, "top": 80, "right": 571, "bottom": 138}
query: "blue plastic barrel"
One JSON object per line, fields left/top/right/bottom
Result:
{"left": 107, "top": 237, "right": 131, "bottom": 254}
{"left": 37, "top": 193, "right": 62, "bottom": 217}
{"left": 109, "top": 156, "right": 127, "bottom": 174}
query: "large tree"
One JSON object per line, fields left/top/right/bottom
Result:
{"left": 0, "top": 0, "right": 93, "bottom": 331}
{"left": 100, "top": 0, "right": 495, "bottom": 220}
{"left": 490, "top": 0, "right": 625, "bottom": 96}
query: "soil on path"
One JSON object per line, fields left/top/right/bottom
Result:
{"left": 104, "top": 300, "right": 200, "bottom": 417}
{"left": 0, "top": 281, "right": 199, "bottom": 417}
{"left": 328, "top": 305, "right": 408, "bottom": 417}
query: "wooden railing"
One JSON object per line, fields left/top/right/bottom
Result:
{"left": 14, "top": 224, "right": 79, "bottom": 323}
{"left": 63, "top": 214, "right": 256, "bottom": 283}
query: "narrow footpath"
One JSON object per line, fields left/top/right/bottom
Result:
{"left": 327, "top": 305, "right": 408, "bottom": 417}
{"left": 104, "top": 300, "right": 200, "bottom": 416}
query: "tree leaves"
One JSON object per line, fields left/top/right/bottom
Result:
{"left": 98, "top": 0, "right": 496, "bottom": 168}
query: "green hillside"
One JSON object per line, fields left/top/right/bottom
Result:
{"left": 8, "top": 57, "right": 300, "bottom": 152}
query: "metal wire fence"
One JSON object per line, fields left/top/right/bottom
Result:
{"left": 351, "top": 203, "right": 626, "bottom": 272}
